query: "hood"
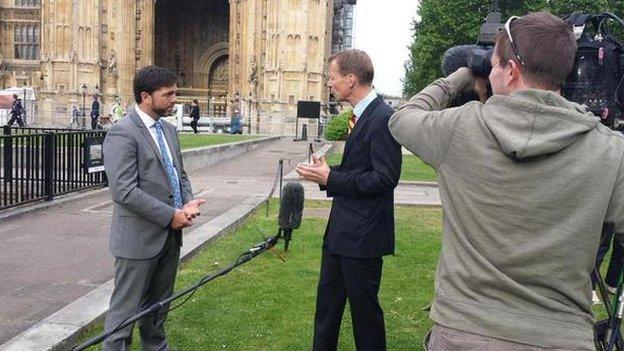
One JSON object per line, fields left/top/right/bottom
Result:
{"left": 482, "top": 89, "right": 601, "bottom": 160}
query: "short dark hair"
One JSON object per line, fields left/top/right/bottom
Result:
{"left": 328, "top": 49, "right": 374, "bottom": 86}
{"left": 12, "top": 94, "right": 18, "bottom": 99}
{"left": 495, "top": 11, "right": 577, "bottom": 90}
{"left": 133, "top": 66, "right": 179, "bottom": 104}
{"left": 193, "top": 99, "right": 198, "bottom": 104}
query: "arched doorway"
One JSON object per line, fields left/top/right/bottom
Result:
{"left": 208, "top": 54, "right": 229, "bottom": 116}
{"left": 209, "top": 55, "right": 228, "bottom": 93}
{"left": 154, "top": 0, "right": 229, "bottom": 112}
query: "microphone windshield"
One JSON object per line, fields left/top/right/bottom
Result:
{"left": 278, "top": 182, "right": 305, "bottom": 231}
{"left": 441, "top": 44, "right": 478, "bottom": 76}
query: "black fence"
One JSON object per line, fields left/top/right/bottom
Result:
{"left": 1, "top": 126, "right": 107, "bottom": 210}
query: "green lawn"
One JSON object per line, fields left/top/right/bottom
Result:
{"left": 178, "top": 134, "right": 260, "bottom": 150}
{"left": 76, "top": 201, "right": 441, "bottom": 350}
{"left": 327, "top": 153, "right": 437, "bottom": 182}
{"left": 0, "top": 132, "right": 259, "bottom": 149}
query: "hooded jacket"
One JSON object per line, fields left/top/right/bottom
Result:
{"left": 388, "top": 68, "right": 624, "bottom": 350}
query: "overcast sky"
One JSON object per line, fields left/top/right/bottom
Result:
{"left": 353, "top": 0, "right": 420, "bottom": 97}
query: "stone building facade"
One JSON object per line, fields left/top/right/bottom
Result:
{"left": 0, "top": 0, "right": 336, "bottom": 134}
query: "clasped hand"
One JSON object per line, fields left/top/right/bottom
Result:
{"left": 171, "top": 198, "right": 207, "bottom": 230}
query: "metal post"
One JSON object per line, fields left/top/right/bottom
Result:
{"left": 44, "top": 132, "right": 54, "bottom": 201}
{"left": 293, "top": 116, "right": 299, "bottom": 141}
{"left": 82, "top": 93, "right": 86, "bottom": 130}
{"left": 22, "top": 86, "right": 27, "bottom": 125}
{"left": 81, "top": 83, "right": 88, "bottom": 130}
{"left": 3, "top": 128, "right": 12, "bottom": 183}
{"left": 278, "top": 159, "right": 284, "bottom": 200}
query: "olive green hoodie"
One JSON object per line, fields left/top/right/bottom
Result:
{"left": 389, "top": 68, "right": 624, "bottom": 350}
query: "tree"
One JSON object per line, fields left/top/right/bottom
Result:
{"left": 403, "top": 0, "right": 623, "bottom": 97}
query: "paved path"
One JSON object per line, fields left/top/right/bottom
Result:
{"left": 297, "top": 181, "right": 441, "bottom": 207}
{"left": 0, "top": 138, "right": 321, "bottom": 344}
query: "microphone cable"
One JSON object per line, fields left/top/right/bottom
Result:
{"left": 74, "top": 160, "right": 297, "bottom": 350}
{"left": 72, "top": 234, "right": 282, "bottom": 351}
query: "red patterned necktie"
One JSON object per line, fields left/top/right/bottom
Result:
{"left": 348, "top": 112, "right": 357, "bottom": 134}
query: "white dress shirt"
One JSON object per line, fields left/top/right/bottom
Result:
{"left": 135, "top": 105, "right": 180, "bottom": 180}
{"left": 352, "top": 89, "right": 378, "bottom": 122}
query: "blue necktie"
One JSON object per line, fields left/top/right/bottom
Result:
{"left": 153, "top": 120, "right": 183, "bottom": 209}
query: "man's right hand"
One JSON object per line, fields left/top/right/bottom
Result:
{"left": 171, "top": 209, "right": 192, "bottom": 230}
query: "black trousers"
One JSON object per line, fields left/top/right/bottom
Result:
{"left": 313, "top": 249, "right": 385, "bottom": 351}
{"left": 190, "top": 118, "right": 199, "bottom": 133}
{"left": 7, "top": 114, "right": 24, "bottom": 127}
{"left": 91, "top": 116, "right": 99, "bottom": 130}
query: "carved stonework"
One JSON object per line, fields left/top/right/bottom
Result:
{"left": 106, "top": 51, "right": 117, "bottom": 77}
{"left": 0, "top": 54, "right": 4, "bottom": 80}
{"left": 249, "top": 57, "right": 258, "bottom": 83}
{"left": 1, "top": 0, "right": 332, "bottom": 131}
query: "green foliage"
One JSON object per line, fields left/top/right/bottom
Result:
{"left": 403, "top": 0, "right": 624, "bottom": 97}
{"left": 324, "top": 109, "right": 352, "bottom": 141}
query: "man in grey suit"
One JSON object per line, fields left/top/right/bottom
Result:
{"left": 102, "top": 65, "right": 205, "bottom": 350}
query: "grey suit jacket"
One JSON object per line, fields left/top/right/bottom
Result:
{"left": 103, "top": 107, "right": 193, "bottom": 259}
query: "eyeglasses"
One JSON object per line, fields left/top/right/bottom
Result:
{"left": 504, "top": 16, "right": 526, "bottom": 67}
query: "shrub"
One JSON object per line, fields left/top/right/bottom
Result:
{"left": 324, "top": 109, "right": 352, "bottom": 141}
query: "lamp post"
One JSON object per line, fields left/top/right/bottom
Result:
{"left": 22, "top": 82, "right": 27, "bottom": 125}
{"left": 81, "top": 83, "right": 87, "bottom": 130}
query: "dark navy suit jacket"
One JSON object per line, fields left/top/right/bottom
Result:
{"left": 322, "top": 96, "right": 402, "bottom": 258}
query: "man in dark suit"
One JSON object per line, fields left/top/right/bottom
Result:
{"left": 7, "top": 94, "right": 25, "bottom": 127}
{"left": 189, "top": 98, "right": 200, "bottom": 133}
{"left": 90, "top": 94, "right": 100, "bottom": 130}
{"left": 102, "top": 65, "right": 205, "bottom": 350}
{"left": 296, "top": 49, "right": 402, "bottom": 351}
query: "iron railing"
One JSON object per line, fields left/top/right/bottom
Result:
{"left": 1, "top": 126, "right": 107, "bottom": 210}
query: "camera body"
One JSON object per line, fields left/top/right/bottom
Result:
{"left": 467, "top": 10, "right": 502, "bottom": 76}
{"left": 562, "top": 14, "right": 624, "bottom": 129}
{"left": 443, "top": 10, "right": 624, "bottom": 130}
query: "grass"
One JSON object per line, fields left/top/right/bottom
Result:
{"left": 178, "top": 134, "right": 260, "bottom": 150}
{"left": 75, "top": 200, "right": 441, "bottom": 350}
{"left": 0, "top": 133, "right": 260, "bottom": 149}
{"left": 326, "top": 153, "right": 437, "bottom": 182}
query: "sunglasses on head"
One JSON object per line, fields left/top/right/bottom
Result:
{"left": 504, "top": 16, "right": 526, "bottom": 67}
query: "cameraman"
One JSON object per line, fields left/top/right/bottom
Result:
{"left": 389, "top": 11, "right": 624, "bottom": 351}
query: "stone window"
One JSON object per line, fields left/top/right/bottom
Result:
{"left": 14, "top": 0, "right": 41, "bottom": 7}
{"left": 14, "top": 24, "right": 40, "bottom": 60}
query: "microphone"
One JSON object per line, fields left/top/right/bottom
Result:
{"left": 441, "top": 44, "right": 492, "bottom": 106}
{"left": 441, "top": 44, "right": 493, "bottom": 77}
{"left": 441, "top": 44, "right": 478, "bottom": 76}
{"left": 278, "top": 182, "right": 304, "bottom": 251}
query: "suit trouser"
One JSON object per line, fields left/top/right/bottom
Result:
{"left": 425, "top": 324, "right": 576, "bottom": 351}
{"left": 7, "top": 114, "right": 24, "bottom": 127}
{"left": 103, "top": 233, "right": 180, "bottom": 351}
{"left": 313, "top": 249, "right": 385, "bottom": 351}
{"left": 190, "top": 119, "right": 198, "bottom": 133}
